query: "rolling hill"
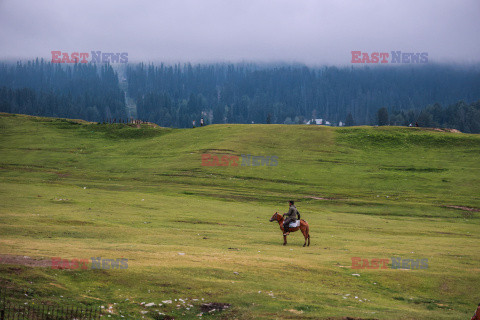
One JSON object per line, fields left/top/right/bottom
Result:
{"left": 0, "top": 112, "right": 479, "bottom": 319}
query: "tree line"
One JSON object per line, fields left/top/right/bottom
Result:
{"left": 0, "top": 59, "right": 479, "bottom": 132}
{"left": 374, "top": 100, "right": 480, "bottom": 133}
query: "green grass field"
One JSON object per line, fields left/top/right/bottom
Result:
{"left": 0, "top": 112, "right": 479, "bottom": 319}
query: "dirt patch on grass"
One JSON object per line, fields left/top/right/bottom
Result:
{"left": 432, "top": 128, "right": 461, "bottom": 133}
{"left": 285, "top": 308, "right": 304, "bottom": 315}
{"left": 381, "top": 165, "right": 447, "bottom": 172}
{"left": 0, "top": 254, "right": 51, "bottom": 268}
{"left": 55, "top": 172, "right": 71, "bottom": 178}
{"left": 305, "top": 196, "right": 337, "bottom": 201}
{"left": 175, "top": 220, "right": 228, "bottom": 226}
{"left": 444, "top": 205, "right": 480, "bottom": 212}
{"left": 144, "top": 122, "right": 159, "bottom": 128}
{"left": 200, "top": 302, "right": 230, "bottom": 313}
{"left": 49, "top": 282, "right": 67, "bottom": 289}
{"left": 46, "top": 219, "right": 94, "bottom": 226}
{"left": 443, "top": 205, "right": 479, "bottom": 218}
{"left": 201, "top": 148, "right": 237, "bottom": 153}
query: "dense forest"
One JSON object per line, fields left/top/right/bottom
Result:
{"left": 0, "top": 60, "right": 127, "bottom": 121}
{"left": 1, "top": 59, "right": 479, "bottom": 132}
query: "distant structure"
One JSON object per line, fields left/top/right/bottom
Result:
{"left": 305, "top": 118, "right": 336, "bottom": 126}
{"left": 306, "top": 118, "right": 323, "bottom": 125}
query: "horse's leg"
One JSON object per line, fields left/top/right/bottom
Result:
{"left": 283, "top": 234, "right": 287, "bottom": 246}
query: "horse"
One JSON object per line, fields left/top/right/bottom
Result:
{"left": 269, "top": 212, "right": 310, "bottom": 246}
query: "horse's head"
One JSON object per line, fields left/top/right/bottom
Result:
{"left": 269, "top": 212, "right": 281, "bottom": 222}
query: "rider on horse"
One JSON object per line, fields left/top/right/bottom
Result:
{"left": 283, "top": 200, "right": 300, "bottom": 236}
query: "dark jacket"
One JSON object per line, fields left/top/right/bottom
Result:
{"left": 284, "top": 205, "right": 298, "bottom": 222}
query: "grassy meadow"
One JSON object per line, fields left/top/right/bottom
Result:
{"left": 0, "top": 112, "right": 479, "bottom": 319}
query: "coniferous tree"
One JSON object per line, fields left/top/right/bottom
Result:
{"left": 377, "top": 108, "right": 389, "bottom": 126}
{"left": 345, "top": 113, "right": 355, "bottom": 126}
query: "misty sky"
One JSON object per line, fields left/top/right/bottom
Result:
{"left": 0, "top": 0, "right": 479, "bottom": 65}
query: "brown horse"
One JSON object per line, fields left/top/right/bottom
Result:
{"left": 269, "top": 212, "right": 310, "bottom": 246}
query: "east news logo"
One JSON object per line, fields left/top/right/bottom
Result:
{"left": 351, "top": 51, "right": 428, "bottom": 64}
{"left": 51, "top": 257, "right": 128, "bottom": 269}
{"left": 351, "top": 257, "right": 428, "bottom": 269}
{"left": 51, "top": 51, "right": 128, "bottom": 63}
{"left": 201, "top": 154, "right": 278, "bottom": 166}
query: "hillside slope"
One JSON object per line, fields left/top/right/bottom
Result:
{"left": 0, "top": 113, "right": 479, "bottom": 319}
